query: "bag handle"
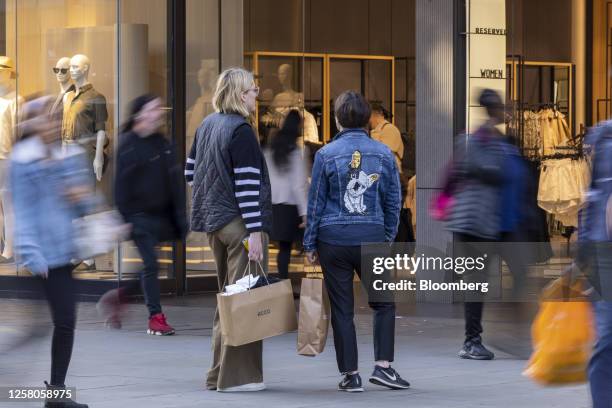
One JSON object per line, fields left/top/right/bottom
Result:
{"left": 220, "top": 260, "right": 270, "bottom": 292}
{"left": 305, "top": 264, "right": 324, "bottom": 279}
{"left": 241, "top": 260, "right": 270, "bottom": 289}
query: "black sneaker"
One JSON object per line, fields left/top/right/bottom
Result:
{"left": 458, "top": 339, "right": 495, "bottom": 360}
{"left": 369, "top": 366, "right": 410, "bottom": 390}
{"left": 338, "top": 373, "right": 364, "bottom": 392}
{"left": 44, "top": 382, "right": 88, "bottom": 408}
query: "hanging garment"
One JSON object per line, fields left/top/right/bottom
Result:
{"left": 407, "top": 175, "right": 416, "bottom": 232}
{"left": 540, "top": 109, "right": 571, "bottom": 156}
{"left": 302, "top": 109, "right": 319, "bottom": 144}
{"left": 261, "top": 106, "right": 320, "bottom": 144}
{"left": 554, "top": 159, "right": 592, "bottom": 227}
{"left": 538, "top": 158, "right": 591, "bottom": 227}
{"left": 523, "top": 110, "right": 541, "bottom": 158}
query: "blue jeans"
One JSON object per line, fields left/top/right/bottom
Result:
{"left": 589, "top": 301, "right": 612, "bottom": 408}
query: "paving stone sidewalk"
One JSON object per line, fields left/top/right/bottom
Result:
{"left": 0, "top": 296, "right": 590, "bottom": 408}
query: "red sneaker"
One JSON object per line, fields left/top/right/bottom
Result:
{"left": 147, "top": 313, "right": 175, "bottom": 336}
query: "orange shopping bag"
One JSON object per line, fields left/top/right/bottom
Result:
{"left": 523, "top": 276, "right": 595, "bottom": 385}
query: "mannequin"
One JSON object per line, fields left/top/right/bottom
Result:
{"left": 267, "top": 63, "right": 319, "bottom": 144}
{"left": 272, "top": 63, "right": 303, "bottom": 108}
{"left": 0, "top": 56, "right": 23, "bottom": 262}
{"left": 63, "top": 54, "right": 108, "bottom": 182}
{"left": 63, "top": 54, "right": 107, "bottom": 271}
{"left": 50, "top": 57, "right": 75, "bottom": 119}
{"left": 186, "top": 59, "right": 216, "bottom": 149}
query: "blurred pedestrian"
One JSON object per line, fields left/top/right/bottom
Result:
{"left": 444, "top": 89, "right": 508, "bottom": 360}
{"left": 304, "top": 91, "right": 409, "bottom": 392}
{"left": 576, "top": 121, "right": 612, "bottom": 408}
{"left": 263, "top": 109, "right": 308, "bottom": 280}
{"left": 188, "top": 68, "right": 272, "bottom": 392}
{"left": 497, "top": 132, "right": 531, "bottom": 302}
{"left": 97, "top": 95, "right": 187, "bottom": 335}
{"left": 11, "top": 95, "right": 91, "bottom": 407}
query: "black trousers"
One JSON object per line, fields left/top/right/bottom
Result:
{"left": 42, "top": 265, "right": 77, "bottom": 386}
{"left": 122, "top": 214, "right": 174, "bottom": 317}
{"left": 276, "top": 241, "right": 292, "bottom": 280}
{"left": 454, "top": 233, "right": 491, "bottom": 343}
{"left": 318, "top": 242, "right": 395, "bottom": 373}
{"left": 455, "top": 232, "right": 528, "bottom": 342}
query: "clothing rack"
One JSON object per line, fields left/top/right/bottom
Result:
{"left": 526, "top": 147, "right": 582, "bottom": 162}
{"left": 539, "top": 151, "right": 582, "bottom": 161}
{"left": 521, "top": 102, "right": 560, "bottom": 111}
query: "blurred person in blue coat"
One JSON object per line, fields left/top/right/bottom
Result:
{"left": 11, "top": 95, "right": 94, "bottom": 408}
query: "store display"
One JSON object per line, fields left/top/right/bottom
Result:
{"left": 0, "top": 56, "right": 22, "bottom": 262}
{"left": 61, "top": 54, "right": 108, "bottom": 182}
{"left": 507, "top": 60, "right": 587, "bottom": 244}
{"left": 186, "top": 59, "right": 216, "bottom": 149}
{"left": 328, "top": 55, "right": 394, "bottom": 140}
{"left": 261, "top": 63, "right": 319, "bottom": 144}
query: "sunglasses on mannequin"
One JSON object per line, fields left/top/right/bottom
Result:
{"left": 53, "top": 68, "right": 68, "bottom": 74}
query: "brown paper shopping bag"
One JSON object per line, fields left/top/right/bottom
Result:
{"left": 297, "top": 277, "right": 331, "bottom": 356}
{"left": 217, "top": 263, "right": 297, "bottom": 347}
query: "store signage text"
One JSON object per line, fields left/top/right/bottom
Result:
{"left": 480, "top": 69, "right": 503, "bottom": 79}
{"left": 474, "top": 27, "right": 507, "bottom": 35}
{"left": 467, "top": 0, "right": 506, "bottom": 132}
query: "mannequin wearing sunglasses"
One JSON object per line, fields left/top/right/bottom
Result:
{"left": 50, "top": 57, "right": 75, "bottom": 118}
{"left": 62, "top": 54, "right": 108, "bottom": 183}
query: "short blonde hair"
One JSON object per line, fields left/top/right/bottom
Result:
{"left": 212, "top": 67, "right": 254, "bottom": 118}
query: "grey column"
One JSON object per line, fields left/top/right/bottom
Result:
{"left": 415, "top": 0, "right": 457, "bottom": 303}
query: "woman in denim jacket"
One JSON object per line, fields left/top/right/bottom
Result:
{"left": 11, "top": 96, "right": 94, "bottom": 408}
{"left": 303, "top": 91, "right": 408, "bottom": 392}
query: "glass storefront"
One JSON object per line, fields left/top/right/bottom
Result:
{"left": 184, "top": 0, "right": 417, "bottom": 285}
{"left": 1, "top": 0, "right": 607, "bottom": 295}
{"left": 503, "top": 0, "right": 584, "bottom": 273}
{"left": 0, "top": 0, "right": 176, "bottom": 288}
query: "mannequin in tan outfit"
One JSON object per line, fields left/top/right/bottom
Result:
{"left": 0, "top": 57, "right": 22, "bottom": 262}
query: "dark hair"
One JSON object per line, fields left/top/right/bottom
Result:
{"left": 334, "top": 91, "right": 371, "bottom": 129}
{"left": 271, "top": 109, "right": 301, "bottom": 169}
{"left": 370, "top": 101, "right": 392, "bottom": 121}
{"left": 122, "top": 94, "right": 158, "bottom": 133}
{"left": 479, "top": 88, "right": 503, "bottom": 117}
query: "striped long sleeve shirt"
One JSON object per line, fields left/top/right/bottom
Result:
{"left": 185, "top": 123, "right": 265, "bottom": 233}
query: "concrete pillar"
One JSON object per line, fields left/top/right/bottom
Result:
{"left": 572, "top": 0, "right": 586, "bottom": 131}
{"left": 415, "top": 0, "right": 457, "bottom": 303}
